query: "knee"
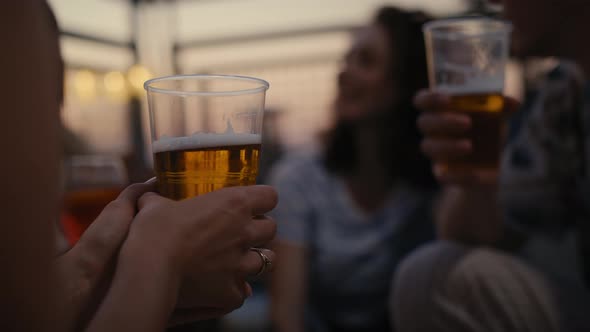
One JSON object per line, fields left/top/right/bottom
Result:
{"left": 391, "top": 241, "right": 471, "bottom": 331}
{"left": 394, "top": 241, "right": 470, "bottom": 295}
{"left": 392, "top": 245, "right": 560, "bottom": 332}
{"left": 447, "top": 249, "right": 560, "bottom": 331}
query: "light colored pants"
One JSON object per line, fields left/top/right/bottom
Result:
{"left": 392, "top": 241, "right": 560, "bottom": 332}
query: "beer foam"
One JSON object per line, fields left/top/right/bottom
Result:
{"left": 153, "top": 133, "right": 261, "bottom": 153}
{"left": 436, "top": 77, "right": 504, "bottom": 95}
{"left": 437, "top": 82, "right": 503, "bottom": 94}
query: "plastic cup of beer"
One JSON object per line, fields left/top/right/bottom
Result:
{"left": 423, "top": 18, "right": 512, "bottom": 170}
{"left": 144, "top": 74, "right": 269, "bottom": 200}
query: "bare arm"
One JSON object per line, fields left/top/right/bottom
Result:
{"left": 0, "top": 1, "right": 62, "bottom": 330}
{"left": 414, "top": 90, "right": 521, "bottom": 246}
{"left": 271, "top": 241, "right": 308, "bottom": 332}
{"left": 436, "top": 185, "right": 503, "bottom": 245}
{"left": 84, "top": 245, "right": 180, "bottom": 332}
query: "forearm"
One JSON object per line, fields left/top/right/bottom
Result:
{"left": 273, "top": 305, "right": 305, "bottom": 332}
{"left": 436, "top": 185, "right": 503, "bottom": 245}
{"left": 85, "top": 247, "right": 179, "bottom": 332}
{"left": 275, "top": 321, "right": 305, "bottom": 332}
{"left": 271, "top": 242, "right": 307, "bottom": 332}
{"left": 275, "top": 319, "right": 305, "bottom": 332}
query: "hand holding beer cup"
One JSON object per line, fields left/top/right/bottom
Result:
{"left": 414, "top": 90, "right": 519, "bottom": 185}
{"left": 56, "top": 180, "right": 156, "bottom": 331}
{"left": 121, "top": 185, "right": 277, "bottom": 314}
{"left": 141, "top": 75, "right": 276, "bottom": 316}
{"left": 420, "top": 18, "right": 513, "bottom": 185}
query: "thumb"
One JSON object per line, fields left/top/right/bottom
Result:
{"left": 137, "top": 191, "right": 170, "bottom": 211}
{"left": 68, "top": 179, "right": 156, "bottom": 278}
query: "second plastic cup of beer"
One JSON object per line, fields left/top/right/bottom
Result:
{"left": 423, "top": 18, "right": 511, "bottom": 171}
{"left": 144, "top": 75, "right": 269, "bottom": 200}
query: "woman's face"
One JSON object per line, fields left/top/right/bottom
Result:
{"left": 335, "top": 25, "right": 394, "bottom": 122}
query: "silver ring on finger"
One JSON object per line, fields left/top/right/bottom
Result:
{"left": 250, "top": 247, "right": 272, "bottom": 277}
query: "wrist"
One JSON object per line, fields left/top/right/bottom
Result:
{"left": 120, "top": 226, "right": 185, "bottom": 277}
{"left": 436, "top": 185, "right": 503, "bottom": 245}
{"left": 119, "top": 235, "right": 181, "bottom": 284}
{"left": 85, "top": 238, "right": 181, "bottom": 332}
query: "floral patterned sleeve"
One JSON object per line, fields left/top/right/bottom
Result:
{"left": 499, "top": 61, "right": 586, "bottom": 233}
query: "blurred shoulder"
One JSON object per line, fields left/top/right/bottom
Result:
{"left": 539, "top": 59, "right": 585, "bottom": 100}
{"left": 0, "top": 0, "right": 41, "bottom": 9}
{"left": 0, "top": 1, "right": 49, "bottom": 27}
{"left": 268, "top": 147, "right": 326, "bottom": 185}
{"left": 547, "top": 60, "right": 585, "bottom": 83}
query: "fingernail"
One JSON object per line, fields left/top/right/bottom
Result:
{"left": 145, "top": 177, "right": 157, "bottom": 184}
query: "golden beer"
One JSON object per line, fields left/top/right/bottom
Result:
{"left": 445, "top": 92, "right": 505, "bottom": 170}
{"left": 153, "top": 135, "right": 261, "bottom": 200}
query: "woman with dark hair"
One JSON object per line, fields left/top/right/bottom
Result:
{"left": 270, "top": 7, "right": 436, "bottom": 332}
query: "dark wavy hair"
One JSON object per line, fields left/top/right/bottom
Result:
{"left": 323, "top": 7, "right": 436, "bottom": 189}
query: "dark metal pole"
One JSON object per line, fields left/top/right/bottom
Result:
{"left": 127, "top": 0, "right": 150, "bottom": 182}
